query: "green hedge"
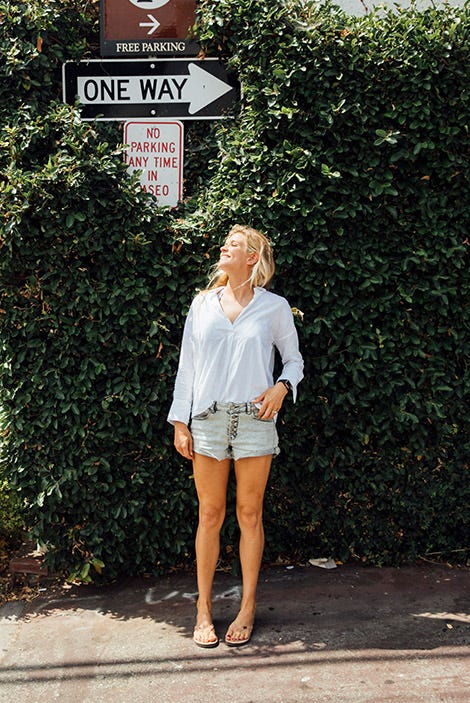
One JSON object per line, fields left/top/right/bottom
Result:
{"left": 0, "top": 467, "right": 24, "bottom": 545}
{"left": 194, "top": 0, "right": 470, "bottom": 566}
{"left": 0, "top": 0, "right": 468, "bottom": 578}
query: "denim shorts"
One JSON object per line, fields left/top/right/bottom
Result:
{"left": 190, "top": 401, "right": 280, "bottom": 462}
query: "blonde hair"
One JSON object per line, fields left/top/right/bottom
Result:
{"left": 207, "top": 224, "right": 275, "bottom": 290}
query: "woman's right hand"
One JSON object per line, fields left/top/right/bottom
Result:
{"left": 174, "top": 422, "right": 194, "bottom": 460}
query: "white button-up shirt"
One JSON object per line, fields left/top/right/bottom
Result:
{"left": 168, "top": 287, "right": 304, "bottom": 425}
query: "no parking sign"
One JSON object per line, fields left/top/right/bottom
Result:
{"left": 124, "top": 121, "right": 183, "bottom": 207}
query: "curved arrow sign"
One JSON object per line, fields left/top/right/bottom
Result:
{"left": 128, "top": 0, "right": 171, "bottom": 8}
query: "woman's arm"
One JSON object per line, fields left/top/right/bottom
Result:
{"left": 273, "top": 299, "right": 304, "bottom": 400}
{"left": 254, "top": 298, "right": 304, "bottom": 418}
{"left": 167, "top": 300, "right": 197, "bottom": 426}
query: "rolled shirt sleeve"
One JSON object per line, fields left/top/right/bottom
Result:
{"left": 274, "top": 299, "right": 304, "bottom": 402}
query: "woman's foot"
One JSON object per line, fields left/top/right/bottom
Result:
{"left": 224, "top": 607, "right": 255, "bottom": 647}
{"left": 193, "top": 612, "right": 219, "bottom": 648}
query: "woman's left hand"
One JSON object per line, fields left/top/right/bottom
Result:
{"left": 253, "top": 382, "right": 288, "bottom": 419}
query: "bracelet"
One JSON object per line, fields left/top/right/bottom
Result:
{"left": 278, "top": 379, "right": 292, "bottom": 392}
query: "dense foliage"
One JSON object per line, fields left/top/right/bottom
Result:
{"left": 0, "top": 0, "right": 468, "bottom": 578}
{"left": 0, "top": 470, "right": 24, "bottom": 545}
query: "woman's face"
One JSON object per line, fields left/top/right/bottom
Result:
{"left": 218, "top": 232, "right": 257, "bottom": 273}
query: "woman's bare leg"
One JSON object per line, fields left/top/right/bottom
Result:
{"left": 225, "top": 454, "right": 272, "bottom": 644}
{"left": 192, "top": 452, "right": 231, "bottom": 645}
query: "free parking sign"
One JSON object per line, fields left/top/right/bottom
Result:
{"left": 100, "top": 0, "right": 198, "bottom": 57}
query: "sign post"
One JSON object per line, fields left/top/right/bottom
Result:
{"left": 101, "top": 0, "right": 198, "bottom": 57}
{"left": 124, "top": 120, "right": 183, "bottom": 206}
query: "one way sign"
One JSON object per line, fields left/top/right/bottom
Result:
{"left": 62, "top": 59, "right": 241, "bottom": 120}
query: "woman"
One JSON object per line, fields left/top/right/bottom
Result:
{"left": 168, "top": 224, "right": 303, "bottom": 648}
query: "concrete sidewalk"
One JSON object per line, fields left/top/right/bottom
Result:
{"left": 0, "top": 563, "right": 468, "bottom": 703}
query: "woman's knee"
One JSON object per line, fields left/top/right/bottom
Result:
{"left": 198, "top": 503, "right": 226, "bottom": 530}
{"left": 236, "top": 503, "right": 263, "bottom": 531}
